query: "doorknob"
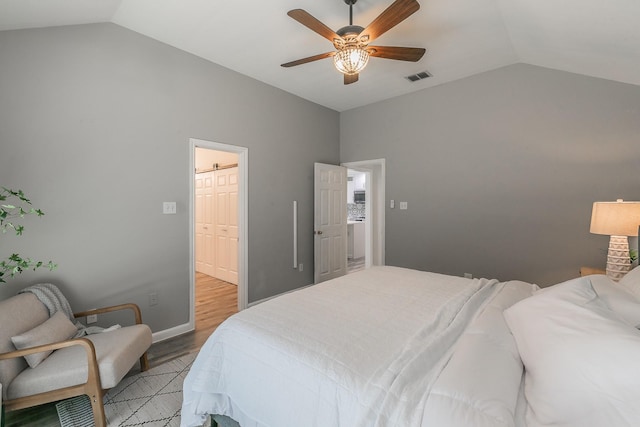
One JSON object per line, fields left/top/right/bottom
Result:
{"left": 314, "top": 230, "right": 323, "bottom": 235}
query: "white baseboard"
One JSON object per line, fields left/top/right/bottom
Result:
{"left": 152, "top": 322, "right": 194, "bottom": 343}
{"left": 248, "top": 282, "right": 314, "bottom": 307}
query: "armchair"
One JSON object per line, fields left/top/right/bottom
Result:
{"left": 0, "top": 292, "right": 152, "bottom": 427}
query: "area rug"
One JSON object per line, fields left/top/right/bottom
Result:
{"left": 56, "top": 352, "right": 201, "bottom": 427}
{"left": 105, "top": 352, "right": 198, "bottom": 426}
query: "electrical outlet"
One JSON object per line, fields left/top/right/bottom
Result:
{"left": 299, "top": 263, "right": 303, "bottom": 272}
{"left": 149, "top": 291, "right": 159, "bottom": 307}
{"left": 87, "top": 314, "right": 98, "bottom": 324}
{"left": 464, "top": 273, "right": 473, "bottom": 279}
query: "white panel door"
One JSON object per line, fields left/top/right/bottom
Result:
{"left": 314, "top": 163, "right": 347, "bottom": 283}
{"left": 195, "top": 172, "right": 216, "bottom": 276}
{"left": 214, "top": 167, "right": 239, "bottom": 285}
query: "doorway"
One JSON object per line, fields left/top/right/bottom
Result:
{"left": 342, "top": 159, "right": 385, "bottom": 269}
{"left": 347, "top": 168, "right": 368, "bottom": 273}
{"left": 195, "top": 148, "right": 239, "bottom": 284}
{"left": 313, "top": 159, "right": 385, "bottom": 283}
{"left": 189, "top": 139, "right": 248, "bottom": 333}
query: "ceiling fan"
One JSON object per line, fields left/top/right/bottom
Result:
{"left": 281, "top": 0, "right": 426, "bottom": 85}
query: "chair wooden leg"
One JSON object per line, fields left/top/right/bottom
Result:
{"left": 88, "top": 390, "right": 106, "bottom": 427}
{"left": 140, "top": 352, "right": 150, "bottom": 371}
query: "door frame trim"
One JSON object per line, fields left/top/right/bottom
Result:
{"left": 189, "top": 138, "right": 248, "bottom": 332}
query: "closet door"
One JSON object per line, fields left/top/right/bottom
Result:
{"left": 195, "top": 172, "right": 216, "bottom": 276}
{"left": 214, "top": 167, "right": 239, "bottom": 285}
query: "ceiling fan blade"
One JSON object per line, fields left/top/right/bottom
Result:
{"left": 344, "top": 73, "right": 359, "bottom": 85}
{"left": 287, "top": 9, "right": 342, "bottom": 44}
{"left": 358, "top": 0, "right": 420, "bottom": 44}
{"left": 367, "top": 46, "right": 426, "bottom": 62}
{"left": 281, "top": 52, "right": 335, "bottom": 68}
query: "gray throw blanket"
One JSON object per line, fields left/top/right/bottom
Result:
{"left": 19, "top": 283, "right": 74, "bottom": 318}
{"left": 19, "top": 283, "right": 120, "bottom": 337}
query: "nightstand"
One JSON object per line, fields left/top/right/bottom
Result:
{"left": 580, "top": 266, "right": 606, "bottom": 276}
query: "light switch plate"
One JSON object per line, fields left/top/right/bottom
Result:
{"left": 400, "top": 202, "right": 408, "bottom": 210}
{"left": 163, "top": 202, "right": 177, "bottom": 214}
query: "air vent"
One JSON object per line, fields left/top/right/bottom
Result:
{"left": 405, "top": 70, "right": 432, "bottom": 82}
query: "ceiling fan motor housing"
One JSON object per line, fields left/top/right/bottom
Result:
{"left": 337, "top": 25, "right": 364, "bottom": 37}
{"left": 335, "top": 25, "right": 366, "bottom": 49}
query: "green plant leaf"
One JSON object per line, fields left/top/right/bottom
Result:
{"left": 1, "top": 187, "right": 55, "bottom": 284}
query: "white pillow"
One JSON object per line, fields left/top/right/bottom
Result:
{"left": 619, "top": 265, "right": 640, "bottom": 299}
{"left": 504, "top": 277, "right": 640, "bottom": 427}
{"left": 11, "top": 311, "right": 78, "bottom": 368}
{"left": 589, "top": 274, "right": 640, "bottom": 327}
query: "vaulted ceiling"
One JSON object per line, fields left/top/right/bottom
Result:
{"left": 1, "top": 0, "right": 639, "bottom": 111}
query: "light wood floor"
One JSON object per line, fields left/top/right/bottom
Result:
{"left": 146, "top": 272, "right": 238, "bottom": 366}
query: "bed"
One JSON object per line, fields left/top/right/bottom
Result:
{"left": 181, "top": 265, "right": 640, "bottom": 427}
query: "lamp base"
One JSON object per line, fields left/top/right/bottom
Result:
{"left": 606, "top": 235, "right": 632, "bottom": 281}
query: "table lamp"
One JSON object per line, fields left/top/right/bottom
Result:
{"left": 590, "top": 199, "right": 640, "bottom": 281}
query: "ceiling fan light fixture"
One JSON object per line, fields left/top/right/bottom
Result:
{"left": 283, "top": 0, "right": 425, "bottom": 84}
{"left": 333, "top": 47, "right": 370, "bottom": 75}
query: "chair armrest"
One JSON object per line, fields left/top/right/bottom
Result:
{"left": 0, "top": 338, "right": 101, "bottom": 388}
{"left": 74, "top": 303, "right": 150, "bottom": 372}
{"left": 0, "top": 338, "right": 104, "bottom": 411}
{"left": 0, "top": 337, "right": 98, "bottom": 363}
{"left": 74, "top": 303, "right": 144, "bottom": 325}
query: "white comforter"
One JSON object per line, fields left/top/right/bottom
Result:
{"left": 181, "top": 266, "right": 534, "bottom": 427}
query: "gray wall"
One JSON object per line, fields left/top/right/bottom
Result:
{"left": 0, "top": 23, "right": 339, "bottom": 332}
{"left": 341, "top": 64, "right": 640, "bottom": 286}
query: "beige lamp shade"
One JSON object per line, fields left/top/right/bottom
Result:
{"left": 590, "top": 200, "right": 640, "bottom": 236}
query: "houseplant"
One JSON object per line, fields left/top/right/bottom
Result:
{"left": 0, "top": 187, "right": 56, "bottom": 283}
